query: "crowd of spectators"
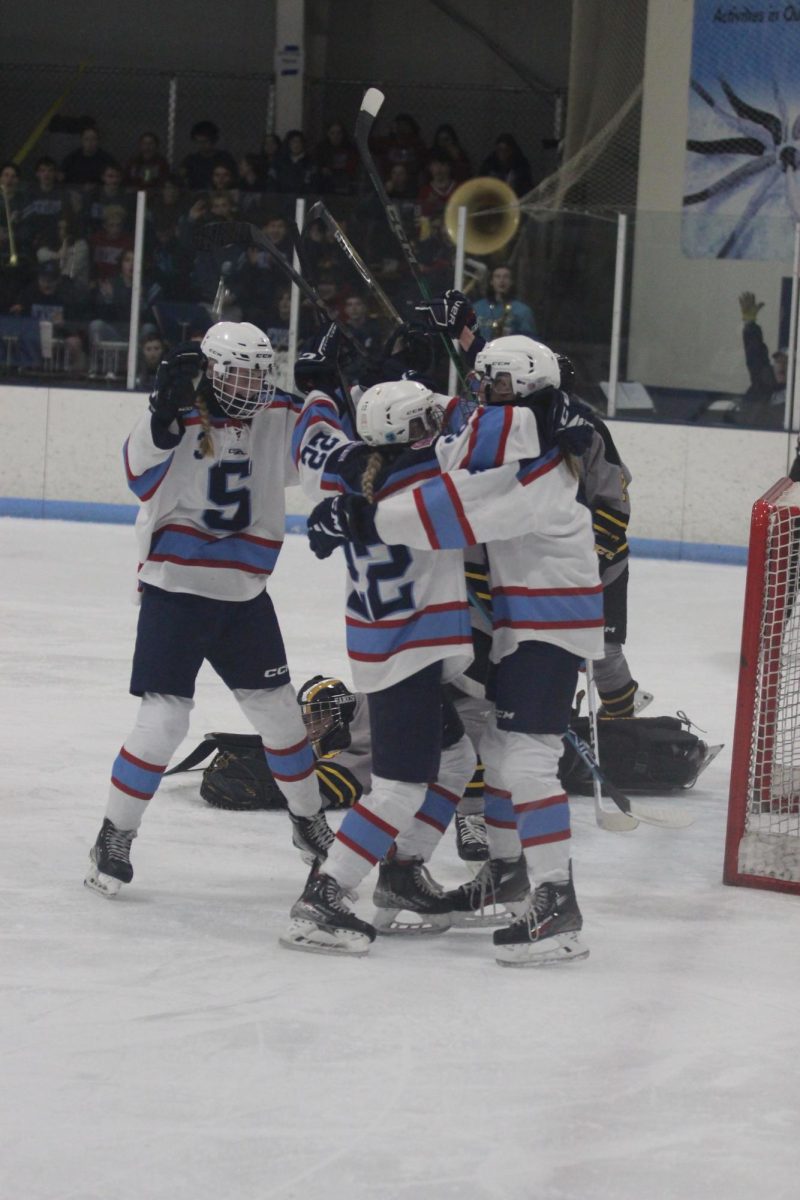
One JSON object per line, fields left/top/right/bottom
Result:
{"left": 0, "top": 114, "right": 537, "bottom": 385}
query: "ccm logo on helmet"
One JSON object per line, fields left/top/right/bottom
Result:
{"left": 263, "top": 665, "right": 289, "bottom": 678}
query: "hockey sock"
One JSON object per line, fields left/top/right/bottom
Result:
{"left": 483, "top": 782, "right": 523, "bottom": 861}
{"left": 395, "top": 733, "right": 476, "bottom": 860}
{"left": 107, "top": 693, "right": 193, "bottom": 830}
{"left": 325, "top": 776, "right": 426, "bottom": 892}
{"left": 233, "top": 686, "right": 319, "bottom": 817}
{"left": 481, "top": 724, "right": 571, "bottom": 883}
{"left": 592, "top": 642, "right": 635, "bottom": 711}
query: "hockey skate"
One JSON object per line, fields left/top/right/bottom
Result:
{"left": 455, "top": 812, "right": 490, "bottom": 862}
{"left": 372, "top": 857, "right": 452, "bottom": 935}
{"left": 84, "top": 818, "right": 136, "bottom": 898}
{"left": 280, "top": 869, "right": 376, "bottom": 956}
{"left": 493, "top": 864, "right": 589, "bottom": 967}
{"left": 443, "top": 854, "right": 531, "bottom": 927}
{"left": 289, "top": 809, "right": 334, "bottom": 865}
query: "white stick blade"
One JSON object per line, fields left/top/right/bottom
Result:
{"left": 360, "top": 88, "right": 385, "bottom": 117}
{"left": 628, "top": 802, "right": 696, "bottom": 829}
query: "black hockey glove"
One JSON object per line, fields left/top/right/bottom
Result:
{"left": 150, "top": 343, "right": 207, "bottom": 427}
{"left": 414, "top": 289, "right": 476, "bottom": 338}
{"left": 306, "top": 494, "right": 379, "bottom": 559}
{"left": 545, "top": 391, "right": 595, "bottom": 457}
{"left": 294, "top": 322, "right": 342, "bottom": 398}
{"left": 593, "top": 505, "right": 629, "bottom": 564}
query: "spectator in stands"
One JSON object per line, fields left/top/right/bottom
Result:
{"left": 274, "top": 130, "right": 319, "bottom": 194}
{"left": 148, "top": 220, "right": 193, "bottom": 300}
{"left": 736, "top": 291, "right": 786, "bottom": 430}
{"left": 316, "top": 121, "right": 359, "bottom": 196}
{"left": 88, "top": 248, "right": 156, "bottom": 373}
{"left": 84, "top": 163, "right": 134, "bottom": 233}
{"left": 208, "top": 191, "right": 237, "bottom": 223}
{"left": 9, "top": 259, "right": 88, "bottom": 371}
{"left": 377, "top": 112, "right": 428, "bottom": 189}
{"left": 238, "top": 153, "right": 270, "bottom": 193}
{"left": 125, "top": 132, "right": 171, "bottom": 191}
{"left": 262, "top": 133, "right": 282, "bottom": 188}
{"left": 233, "top": 243, "right": 276, "bottom": 328}
{"left": 480, "top": 133, "right": 533, "bottom": 196}
{"left": 472, "top": 263, "right": 537, "bottom": 339}
{"left": 264, "top": 286, "right": 293, "bottom": 351}
{"left": 89, "top": 205, "right": 134, "bottom": 281}
{"left": 37, "top": 212, "right": 90, "bottom": 290}
{"left": 429, "top": 123, "right": 472, "bottom": 184}
{"left": 135, "top": 331, "right": 166, "bottom": 388}
{"left": 180, "top": 121, "right": 237, "bottom": 191}
{"left": 210, "top": 162, "right": 238, "bottom": 194}
{"left": 418, "top": 155, "right": 457, "bottom": 222}
{"left": 61, "top": 124, "right": 119, "bottom": 188}
{"left": 18, "top": 157, "right": 68, "bottom": 253}
{"left": 148, "top": 175, "right": 187, "bottom": 235}
{"left": 416, "top": 214, "right": 453, "bottom": 295}
{"left": 341, "top": 292, "right": 381, "bottom": 353}
{"left": 313, "top": 270, "right": 344, "bottom": 322}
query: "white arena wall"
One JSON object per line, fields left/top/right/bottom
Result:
{"left": 0, "top": 384, "right": 794, "bottom": 563}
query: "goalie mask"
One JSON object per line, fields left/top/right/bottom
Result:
{"left": 474, "top": 335, "right": 561, "bottom": 405}
{"left": 298, "top": 676, "right": 358, "bottom": 757}
{"left": 200, "top": 320, "right": 276, "bottom": 418}
{"left": 356, "top": 379, "right": 443, "bottom": 446}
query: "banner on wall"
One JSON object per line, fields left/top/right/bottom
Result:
{"left": 682, "top": 1, "right": 800, "bottom": 260}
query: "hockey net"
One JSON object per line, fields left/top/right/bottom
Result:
{"left": 724, "top": 478, "right": 800, "bottom": 893}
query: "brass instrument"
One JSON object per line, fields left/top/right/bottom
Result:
{"left": 443, "top": 176, "right": 520, "bottom": 257}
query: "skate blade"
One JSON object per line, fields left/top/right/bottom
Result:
{"left": 372, "top": 907, "right": 451, "bottom": 936}
{"left": 279, "top": 918, "right": 372, "bottom": 957}
{"left": 84, "top": 869, "right": 123, "bottom": 898}
{"left": 495, "top": 932, "right": 590, "bottom": 967}
{"left": 450, "top": 897, "right": 530, "bottom": 928}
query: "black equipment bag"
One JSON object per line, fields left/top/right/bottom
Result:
{"left": 164, "top": 732, "right": 288, "bottom": 810}
{"left": 559, "top": 716, "right": 710, "bottom": 794}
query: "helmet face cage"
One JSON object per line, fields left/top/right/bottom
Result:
{"left": 200, "top": 321, "right": 276, "bottom": 418}
{"left": 474, "top": 336, "right": 561, "bottom": 404}
{"left": 356, "top": 380, "right": 442, "bottom": 446}
{"left": 298, "top": 677, "right": 357, "bottom": 757}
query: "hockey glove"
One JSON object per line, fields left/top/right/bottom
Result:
{"left": 315, "top": 760, "right": 363, "bottom": 809}
{"left": 294, "top": 323, "right": 342, "bottom": 398}
{"left": 545, "top": 391, "right": 595, "bottom": 457}
{"left": 738, "top": 291, "right": 764, "bottom": 324}
{"left": 593, "top": 504, "right": 629, "bottom": 563}
{"left": 306, "top": 494, "right": 379, "bottom": 559}
{"left": 150, "top": 343, "right": 207, "bottom": 427}
{"left": 414, "top": 289, "right": 476, "bottom": 338}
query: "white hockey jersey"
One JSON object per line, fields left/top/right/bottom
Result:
{"left": 374, "top": 404, "right": 605, "bottom": 664}
{"left": 124, "top": 392, "right": 302, "bottom": 601}
{"left": 293, "top": 390, "right": 473, "bottom": 694}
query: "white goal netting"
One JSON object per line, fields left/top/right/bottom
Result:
{"left": 734, "top": 483, "right": 800, "bottom": 886}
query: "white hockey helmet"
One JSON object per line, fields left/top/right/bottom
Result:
{"left": 200, "top": 321, "right": 276, "bottom": 418}
{"left": 356, "top": 378, "right": 442, "bottom": 446}
{"left": 473, "top": 334, "right": 561, "bottom": 404}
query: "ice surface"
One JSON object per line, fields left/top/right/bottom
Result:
{"left": 2, "top": 517, "right": 799, "bottom": 1200}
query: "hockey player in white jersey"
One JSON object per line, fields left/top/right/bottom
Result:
{"left": 304, "top": 336, "right": 605, "bottom": 965}
{"left": 84, "top": 322, "right": 333, "bottom": 898}
{"left": 280, "top": 370, "right": 478, "bottom": 954}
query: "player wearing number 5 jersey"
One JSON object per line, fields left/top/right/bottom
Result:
{"left": 84, "top": 322, "right": 332, "bottom": 900}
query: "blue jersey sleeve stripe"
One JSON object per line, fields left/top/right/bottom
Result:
{"left": 123, "top": 439, "right": 173, "bottom": 501}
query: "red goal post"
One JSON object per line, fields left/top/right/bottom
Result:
{"left": 724, "top": 477, "right": 800, "bottom": 893}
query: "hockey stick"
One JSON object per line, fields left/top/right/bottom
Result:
{"left": 305, "top": 199, "right": 404, "bottom": 328}
{"left": 355, "top": 88, "right": 466, "bottom": 385}
{"left": 584, "top": 662, "right": 638, "bottom": 831}
{"left": 193, "top": 219, "right": 363, "bottom": 427}
{"left": 564, "top": 727, "right": 696, "bottom": 830}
